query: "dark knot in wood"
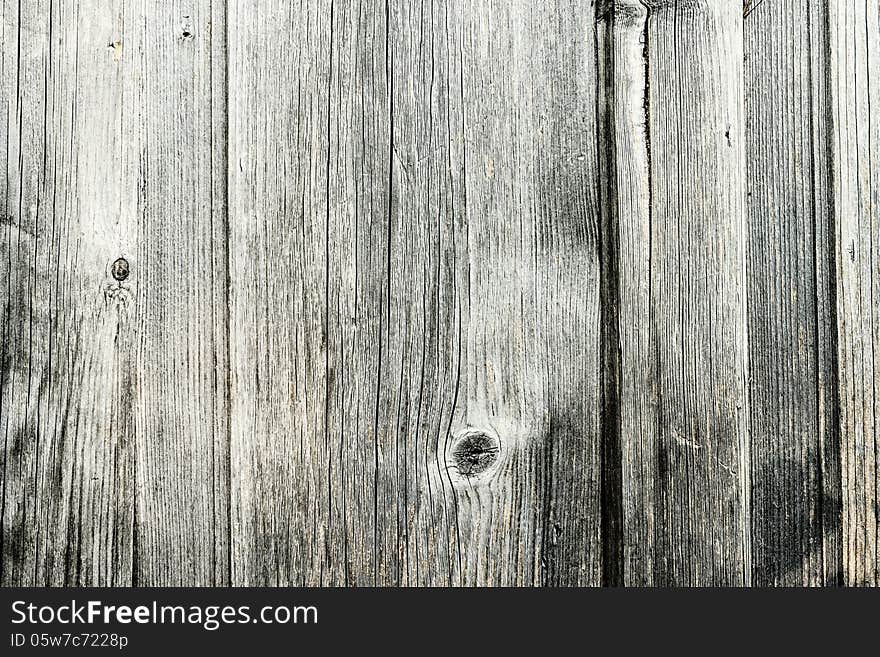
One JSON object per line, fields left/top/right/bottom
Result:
{"left": 111, "top": 257, "right": 130, "bottom": 281}
{"left": 451, "top": 430, "right": 499, "bottom": 477}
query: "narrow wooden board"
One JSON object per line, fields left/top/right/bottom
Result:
{"left": 381, "top": 0, "right": 468, "bottom": 585}
{"left": 452, "top": 0, "right": 604, "bottom": 586}
{"left": 227, "top": 0, "right": 336, "bottom": 585}
{"left": 744, "top": 0, "right": 841, "bottom": 586}
{"left": 612, "top": 0, "right": 750, "bottom": 585}
{"left": 830, "top": 0, "right": 880, "bottom": 587}
{"left": 0, "top": 0, "right": 228, "bottom": 585}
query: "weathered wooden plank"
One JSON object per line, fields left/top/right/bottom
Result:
{"left": 452, "top": 0, "right": 603, "bottom": 586}
{"left": 600, "top": 0, "right": 649, "bottom": 586}
{"left": 830, "top": 0, "right": 880, "bottom": 587}
{"left": 226, "top": 0, "right": 461, "bottom": 586}
{"left": 382, "top": 0, "right": 465, "bottom": 585}
{"left": 531, "top": 0, "right": 605, "bottom": 587}
{"left": 227, "top": 0, "right": 335, "bottom": 585}
{"left": 128, "top": 0, "right": 230, "bottom": 587}
{"left": 0, "top": 0, "right": 228, "bottom": 585}
{"left": 743, "top": 0, "right": 841, "bottom": 586}
{"left": 612, "top": 0, "right": 750, "bottom": 585}
{"left": 227, "top": 0, "right": 604, "bottom": 585}
{"left": 329, "top": 0, "right": 398, "bottom": 586}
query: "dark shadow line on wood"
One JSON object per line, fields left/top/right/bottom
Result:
{"left": 743, "top": 0, "right": 769, "bottom": 22}
{"left": 380, "top": 0, "right": 392, "bottom": 586}
{"left": 748, "top": 456, "right": 843, "bottom": 585}
{"left": 596, "top": 1, "right": 624, "bottom": 588}
{"left": 813, "top": 0, "right": 844, "bottom": 587}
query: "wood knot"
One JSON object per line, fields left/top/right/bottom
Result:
{"left": 451, "top": 430, "right": 500, "bottom": 478}
{"left": 181, "top": 15, "right": 194, "bottom": 40}
{"left": 111, "top": 257, "right": 130, "bottom": 281}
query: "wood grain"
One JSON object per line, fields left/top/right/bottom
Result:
{"left": 612, "top": 0, "right": 750, "bottom": 586}
{"left": 227, "top": 0, "right": 336, "bottom": 585}
{"left": 3, "top": 0, "right": 879, "bottom": 588}
{"left": 227, "top": 0, "right": 604, "bottom": 586}
{"left": 830, "top": 0, "right": 880, "bottom": 587}
{"left": 744, "top": 0, "right": 841, "bottom": 586}
{"left": 0, "top": 0, "right": 228, "bottom": 585}
{"left": 452, "top": 0, "right": 603, "bottom": 586}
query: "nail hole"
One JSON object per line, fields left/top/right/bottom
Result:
{"left": 451, "top": 430, "right": 500, "bottom": 477}
{"left": 111, "top": 257, "right": 130, "bottom": 281}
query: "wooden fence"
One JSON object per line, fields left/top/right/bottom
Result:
{"left": 1, "top": 0, "right": 878, "bottom": 586}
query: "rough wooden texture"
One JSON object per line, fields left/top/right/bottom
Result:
{"left": 227, "top": 0, "right": 604, "bottom": 586}
{"left": 3, "top": 0, "right": 880, "bottom": 587}
{"left": 227, "top": 0, "right": 336, "bottom": 585}
{"left": 0, "top": 0, "right": 228, "bottom": 585}
{"left": 453, "top": 0, "right": 604, "bottom": 586}
{"left": 612, "top": 0, "right": 750, "bottom": 585}
{"left": 830, "top": 0, "right": 880, "bottom": 587}
{"left": 744, "top": 0, "right": 841, "bottom": 586}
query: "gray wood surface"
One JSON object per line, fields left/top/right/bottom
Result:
{"left": 2, "top": 0, "right": 878, "bottom": 586}
{"left": 227, "top": 0, "right": 604, "bottom": 586}
{"left": 1, "top": 0, "right": 228, "bottom": 586}
{"left": 744, "top": 0, "right": 840, "bottom": 586}
{"left": 830, "top": 0, "right": 880, "bottom": 587}
{"left": 612, "top": 0, "right": 750, "bottom": 586}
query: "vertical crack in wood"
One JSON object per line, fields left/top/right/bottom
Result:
{"left": 810, "top": 0, "right": 844, "bottom": 587}
{"left": 596, "top": 1, "right": 624, "bottom": 587}
{"left": 822, "top": 0, "right": 844, "bottom": 587}
{"left": 375, "top": 0, "right": 392, "bottom": 585}
{"left": 222, "top": 0, "right": 233, "bottom": 587}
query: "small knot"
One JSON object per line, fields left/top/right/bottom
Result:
{"left": 451, "top": 430, "right": 500, "bottom": 477}
{"left": 181, "top": 14, "right": 194, "bottom": 39}
{"left": 111, "top": 257, "right": 130, "bottom": 281}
